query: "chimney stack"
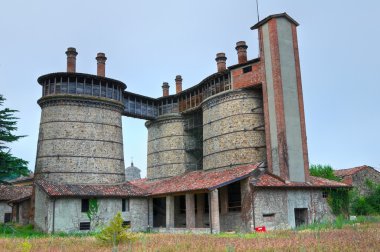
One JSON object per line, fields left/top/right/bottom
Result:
{"left": 96, "top": 52, "right": 107, "bottom": 77}
{"left": 175, "top": 75, "right": 182, "bottom": 94}
{"left": 65, "top": 47, "right": 78, "bottom": 73}
{"left": 215, "top": 52, "right": 227, "bottom": 72}
{"left": 235, "top": 41, "right": 248, "bottom": 64}
{"left": 162, "top": 82, "right": 170, "bottom": 97}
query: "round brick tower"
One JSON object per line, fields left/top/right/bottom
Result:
{"left": 34, "top": 48, "right": 127, "bottom": 184}
{"left": 146, "top": 114, "right": 195, "bottom": 180}
{"left": 202, "top": 90, "right": 266, "bottom": 170}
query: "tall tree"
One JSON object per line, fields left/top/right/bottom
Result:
{"left": 0, "top": 94, "right": 29, "bottom": 182}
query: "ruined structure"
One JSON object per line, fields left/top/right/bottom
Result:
{"left": 335, "top": 165, "right": 380, "bottom": 195}
{"left": 30, "top": 13, "right": 349, "bottom": 233}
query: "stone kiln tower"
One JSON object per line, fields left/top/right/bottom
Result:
{"left": 34, "top": 48, "right": 127, "bottom": 184}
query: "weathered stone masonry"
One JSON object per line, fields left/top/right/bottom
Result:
{"left": 31, "top": 13, "right": 350, "bottom": 234}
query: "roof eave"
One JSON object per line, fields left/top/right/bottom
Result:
{"left": 250, "top": 12, "right": 299, "bottom": 30}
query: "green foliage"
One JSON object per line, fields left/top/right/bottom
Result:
{"left": 96, "top": 212, "right": 139, "bottom": 248}
{"left": 309, "top": 164, "right": 349, "bottom": 216}
{"left": 86, "top": 198, "right": 99, "bottom": 222}
{"left": 0, "top": 94, "right": 29, "bottom": 182}
{"left": 350, "top": 180, "right": 380, "bottom": 215}
{"left": 327, "top": 188, "right": 350, "bottom": 216}
{"left": 309, "top": 164, "right": 341, "bottom": 181}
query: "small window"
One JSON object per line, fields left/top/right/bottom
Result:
{"left": 322, "top": 191, "right": 328, "bottom": 198}
{"left": 263, "top": 213, "right": 275, "bottom": 222}
{"left": 4, "top": 213, "right": 11, "bottom": 223}
{"left": 242, "top": 66, "right": 252, "bottom": 73}
{"left": 79, "top": 222, "right": 91, "bottom": 230}
{"left": 81, "top": 199, "right": 89, "bottom": 212}
{"left": 122, "top": 199, "right": 130, "bottom": 212}
{"left": 122, "top": 221, "right": 131, "bottom": 228}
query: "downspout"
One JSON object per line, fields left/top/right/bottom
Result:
{"left": 52, "top": 198, "right": 56, "bottom": 234}
{"left": 147, "top": 198, "right": 150, "bottom": 231}
{"left": 252, "top": 188, "right": 256, "bottom": 230}
{"left": 208, "top": 191, "right": 212, "bottom": 234}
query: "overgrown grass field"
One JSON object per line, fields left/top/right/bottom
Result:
{"left": 1, "top": 218, "right": 379, "bottom": 251}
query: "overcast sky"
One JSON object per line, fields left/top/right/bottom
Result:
{"left": 1, "top": 0, "right": 379, "bottom": 178}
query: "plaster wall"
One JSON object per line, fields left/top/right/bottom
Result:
{"left": 253, "top": 189, "right": 333, "bottom": 230}
{"left": 277, "top": 18, "right": 305, "bottom": 182}
{"left": 0, "top": 202, "right": 11, "bottom": 224}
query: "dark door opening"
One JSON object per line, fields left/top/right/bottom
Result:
{"left": 153, "top": 197, "right": 166, "bottom": 228}
{"left": 4, "top": 213, "right": 11, "bottom": 223}
{"left": 294, "top": 208, "right": 308, "bottom": 227}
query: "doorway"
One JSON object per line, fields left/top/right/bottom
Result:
{"left": 153, "top": 197, "right": 166, "bottom": 228}
{"left": 294, "top": 208, "right": 308, "bottom": 227}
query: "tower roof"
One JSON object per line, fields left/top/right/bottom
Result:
{"left": 250, "top": 12, "right": 299, "bottom": 30}
{"left": 126, "top": 162, "right": 141, "bottom": 172}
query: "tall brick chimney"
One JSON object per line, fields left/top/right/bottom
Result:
{"left": 162, "top": 82, "right": 170, "bottom": 97}
{"left": 96, "top": 52, "right": 107, "bottom": 77}
{"left": 175, "top": 75, "right": 182, "bottom": 94}
{"left": 65, "top": 47, "right": 78, "bottom": 73}
{"left": 235, "top": 41, "right": 248, "bottom": 64}
{"left": 215, "top": 53, "right": 227, "bottom": 72}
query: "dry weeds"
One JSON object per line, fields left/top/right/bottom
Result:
{"left": 0, "top": 222, "right": 379, "bottom": 252}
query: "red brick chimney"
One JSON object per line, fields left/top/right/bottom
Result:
{"left": 175, "top": 75, "right": 182, "bottom": 94}
{"left": 65, "top": 47, "right": 78, "bottom": 73}
{"left": 235, "top": 41, "right": 248, "bottom": 64}
{"left": 96, "top": 52, "right": 107, "bottom": 77}
{"left": 162, "top": 82, "right": 170, "bottom": 97}
{"left": 215, "top": 53, "right": 227, "bottom": 72}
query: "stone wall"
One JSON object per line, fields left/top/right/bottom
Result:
{"left": 34, "top": 185, "right": 53, "bottom": 232}
{"left": 146, "top": 114, "right": 196, "bottom": 179}
{"left": 0, "top": 202, "right": 12, "bottom": 224}
{"left": 352, "top": 168, "right": 380, "bottom": 195}
{"left": 202, "top": 90, "right": 266, "bottom": 170}
{"left": 35, "top": 96, "right": 125, "bottom": 184}
{"left": 253, "top": 188, "right": 334, "bottom": 230}
{"left": 15, "top": 200, "right": 31, "bottom": 225}
{"left": 34, "top": 185, "right": 148, "bottom": 233}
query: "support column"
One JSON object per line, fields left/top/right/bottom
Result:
{"left": 186, "top": 193, "right": 195, "bottom": 228}
{"left": 166, "top": 196, "right": 175, "bottom": 228}
{"left": 196, "top": 194, "right": 205, "bottom": 227}
{"left": 240, "top": 178, "right": 254, "bottom": 232}
{"left": 210, "top": 189, "right": 220, "bottom": 233}
{"left": 219, "top": 187, "right": 228, "bottom": 215}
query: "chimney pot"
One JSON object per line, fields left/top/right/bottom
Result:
{"left": 235, "top": 41, "right": 248, "bottom": 64}
{"left": 175, "top": 75, "right": 183, "bottom": 94}
{"left": 96, "top": 52, "right": 107, "bottom": 77}
{"left": 162, "top": 82, "right": 170, "bottom": 97}
{"left": 65, "top": 47, "right": 78, "bottom": 73}
{"left": 215, "top": 52, "right": 227, "bottom": 72}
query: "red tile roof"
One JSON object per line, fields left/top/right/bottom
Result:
{"left": 35, "top": 179, "right": 146, "bottom": 198}
{"left": 334, "top": 165, "right": 377, "bottom": 177}
{"left": 0, "top": 185, "right": 32, "bottom": 201}
{"left": 131, "top": 163, "right": 261, "bottom": 196}
{"left": 252, "top": 172, "right": 349, "bottom": 188}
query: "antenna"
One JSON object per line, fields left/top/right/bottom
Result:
{"left": 256, "top": 0, "right": 260, "bottom": 22}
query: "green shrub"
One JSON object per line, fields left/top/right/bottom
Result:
{"left": 350, "top": 180, "right": 380, "bottom": 215}
{"left": 96, "top": 212, "right": 139, "bottom": 249}
{"left": 309, "top": 164, "right": 341, "bottom": 181}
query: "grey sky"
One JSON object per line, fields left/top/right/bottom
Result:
{"left": 1, "top": 0, "right": 379, "bottom": 178}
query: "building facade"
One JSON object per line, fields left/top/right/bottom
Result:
{"left": 30, "top": 13, "right": 349, "bottom": 233}
{"left": 335, "top": 165, "right": 380, "bottom": 195}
